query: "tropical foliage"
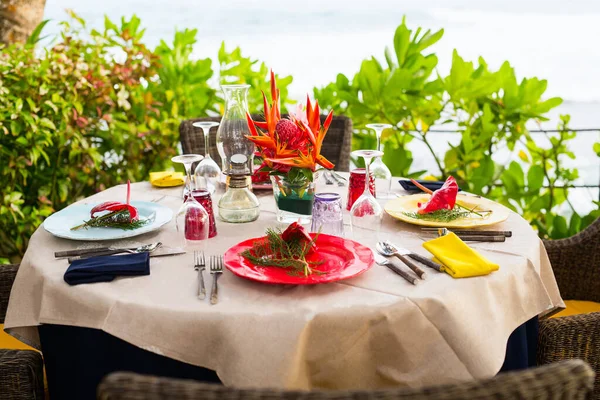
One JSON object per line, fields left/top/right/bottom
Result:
{"left": 0, "top": 14, "right": 596, "bottom": 262}
{"left": 0, "top": 13, "right": 291, "bottom": 262}
{"left": 314, "top": 17, "right": 598, "bottom": 240}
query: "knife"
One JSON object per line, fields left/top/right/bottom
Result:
{"left": 421, "top": 228, "right": 512, "bottom": 237}
{"left": 56, "top": 246, "right": 140, "bottom": 258}
{"left": 394, "top": 246, "right": 444, "bottom": 272}
{"left": 67, "top": 247, "right": 186, "bottom": 263}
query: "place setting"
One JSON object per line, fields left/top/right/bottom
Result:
{"left": 37, "top": 71, "right": 516, "bottom": 294}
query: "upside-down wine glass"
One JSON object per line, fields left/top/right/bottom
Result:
{"left": 350, "top": 150, "right": 384, "bottom": 243}
{"left": 193, "top": 121, "right": 221, "bottom": 194}
{"left": 172, "top": 154, "right": 210, "bottom": 250}
{"left": 366, "top": 123, "right": 394, "bottom": 199}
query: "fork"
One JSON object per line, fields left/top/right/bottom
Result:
{"left": 329, "top": 171, "right": 346, "bottom": 187}
{"left": 210, "top": 255, "right": 223, "bottom": 305}
{"left": 194, "top": 251, "right": 206, "bottom": 300}
{"left": 323, "top": 170, "right": 334, "bottom": 185}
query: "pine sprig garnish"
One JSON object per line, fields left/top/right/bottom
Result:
{"left": 71, "top": 209, "right": 148, "bottom": 231}
{"left": 403, "top": 206, "right": 492, "bottom": 222}
{"left": 241, "top": 228, "right": 323, "bottom": 277}
{"left": 403, "top": 209, "right": 471, "bottom": 222}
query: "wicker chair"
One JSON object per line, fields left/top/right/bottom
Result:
{"left": 179, "top": 115, "right": 353, "bottom": 172}
{"left": 97, "top": 360, "right": 593, "bottom": 400}
{"left": 538, "top": 217, "right": 600, "bottom": 398}
{"left": 0, "top": 264, "right": 45, "bottom": 400}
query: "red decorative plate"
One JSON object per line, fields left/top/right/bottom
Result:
{"left": 223, "top": 234, "right": 374, "bottom": 285}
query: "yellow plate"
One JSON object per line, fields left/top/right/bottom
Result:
{"left": 384, "top": 194, "right": 510, "bottom": 228}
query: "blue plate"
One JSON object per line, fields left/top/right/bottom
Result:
{"left": 43, "top": 201, "right": 173, "bottom": 241}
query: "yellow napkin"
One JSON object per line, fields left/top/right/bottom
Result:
{"left": 149, "top": 171, "right": 185, "bottom": 187}
{"left": 422, "top": 232, "right": 499, "bottom": 278}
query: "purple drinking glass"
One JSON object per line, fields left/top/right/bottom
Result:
{"left": 310, "top": 193, "right": 344, "bottom": 237}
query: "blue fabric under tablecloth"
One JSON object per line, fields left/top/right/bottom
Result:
{"left": 38, "top": 318, "right": 539, "bottom": 399}
{"left": 499, "top": 317, "right": 539, "bottom": 371}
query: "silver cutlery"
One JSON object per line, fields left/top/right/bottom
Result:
{"left": 421, "top": 227, "right": 512, "bottom": 238}
{"left": 329, "top": 171, "right": 345, "bottom": 187}
{"left": 374, "top": 254, "right": 419, "bottom": 285}
{"left": 330, "top": 170, "right": 347, "bottom": 182}
{"left": 54, "top": 242, "right": 160, "bottom": 258}
{"left": 422, "top": 227, "right": 506, "bottom": 242}
{"left": 323, "top": 170, "right": 334, "bottom": 185}
{"left": 382, "top": 241, "right": 443, "bottom": 272}
{"left": 56, "top": 245, "right": 143, "bottom": 258}
{"left": 210, "top": 255, "right": 223, "bottom": 305}
{"left": 66, "top": 242, "right": 163, "bottom": 263}
{"left": 194, "top": 251, "right": 206, "bottom": 300}
{"left": 376, "top": 241, "right": 428, "bottom": 279}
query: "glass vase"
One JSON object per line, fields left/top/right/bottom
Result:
{"left": 216, "top": 84, "right": 254, "bottom": 175}
{"left": 271, "top": 175, "right": 317, "bottom": 224}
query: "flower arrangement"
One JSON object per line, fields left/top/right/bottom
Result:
{"left": 246, "top": 71, "right": 335, "bottom": 221}
{"left": 246, "top": 71, "right": 335, "bottom": 183}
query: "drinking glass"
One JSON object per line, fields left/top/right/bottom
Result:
{"left": 310, "top": 193, "right": 344, "bottom": 237}
{"left": 184, "top": 189, "right": 217, "bottom": 238}
{"left": 172, "top": 154, "right": 210, "bottom": 249}
{"left": 346, "top": 168, "right": 376, "bottom": 211}
{"left": 193, "top": 121, "right": 221, "bottom": 194}
{"left": 350, "top": 150, "right": 384, "bottom": 243}
{"left": 366, "top": 123, "right": 394, "bottom": 199}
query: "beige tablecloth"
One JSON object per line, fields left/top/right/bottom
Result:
{"left": 5, "top": 177, "right": 564, "bottom": 390}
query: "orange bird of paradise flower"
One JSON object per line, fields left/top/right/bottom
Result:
{"left": 246, "top": 70, "right": 335, "bottom": 172}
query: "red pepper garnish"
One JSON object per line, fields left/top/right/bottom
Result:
{"left": 412, "top": 176, "right": 458, "bottom": 214}
{"left": 281, "top": 222, "right": 315, "bottom": 249}
{"left": 90, "top": 180, "right": 139, "bottom": 221}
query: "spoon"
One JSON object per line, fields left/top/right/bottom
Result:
{"left": 374, "top": 254, "right": 419, "bottom": 285}
{"left": 376, "top": 242, "right": 427, "bottom": 279}
{"left": 67, "top": 242, "right": 162, "bottom": 263}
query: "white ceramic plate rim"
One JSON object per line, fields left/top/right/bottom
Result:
{"left": 43, "top": 201, "right": 173, "bottom": 241}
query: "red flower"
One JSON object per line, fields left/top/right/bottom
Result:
{"left": 275, "top": 119, "right": 307, "bottom": 150}
{"left": 252, "top": 167, "right": 270, "bottom": 184}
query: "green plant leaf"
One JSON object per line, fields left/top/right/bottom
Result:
{"left": 527, "top": 165, "right": 545, "bottom": 192}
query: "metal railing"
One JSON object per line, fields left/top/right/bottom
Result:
{"left": 417, "top": 127, "right": 600, "bottom": 193}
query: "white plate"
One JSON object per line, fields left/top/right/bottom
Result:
{"left": 43, "top": 201, "right": 173, "bottom": 241}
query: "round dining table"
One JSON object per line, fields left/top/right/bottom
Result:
{"left": 4, "top": 175, "right": 564, "bottom": 399}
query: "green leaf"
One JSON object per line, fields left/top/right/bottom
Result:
{"left": 469, "top": 156, "right": 495, "bottom": 194}
{"left": 568, "top": 213, "right": 581, "bottom": 236}
{"left": 393, "top": 19, "right": 411, "bottom": 66}
{"left": 26, "top": 20, "right": 50, "bottom": 46}
{"left": 527, "top": 165, "right": 545, "bottom": 192}
{"left": 551, "top": 215, "right": 568, "bottom": 239}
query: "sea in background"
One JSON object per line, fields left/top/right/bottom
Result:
{"left": 43, "top": 0, "right": 600, "bottom": 214}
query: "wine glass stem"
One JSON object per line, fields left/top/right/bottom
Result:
{"left": 184, "top": 162, "right": 193, "bottom": 193}
{"left": 376, "top": 129, "right": 382, "bottom": 152}
{"left": 363, "top": 156, "right": 372, "bottom": 196}
{"left": 202, "top": 127, "right": 211, "bottom": 159}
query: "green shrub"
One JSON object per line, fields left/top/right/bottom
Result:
{"left": 314, "top": 17, "right": 599, "bottom": 239}
{"left": 0, "top": 13, "right": 291, "bottom": 262}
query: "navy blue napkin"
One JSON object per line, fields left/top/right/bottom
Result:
{"left": 64, "top": 253, "right": 150, "bottom": 285}
{"left": 399, "top": 179, "right": 462, "bottom": 193}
